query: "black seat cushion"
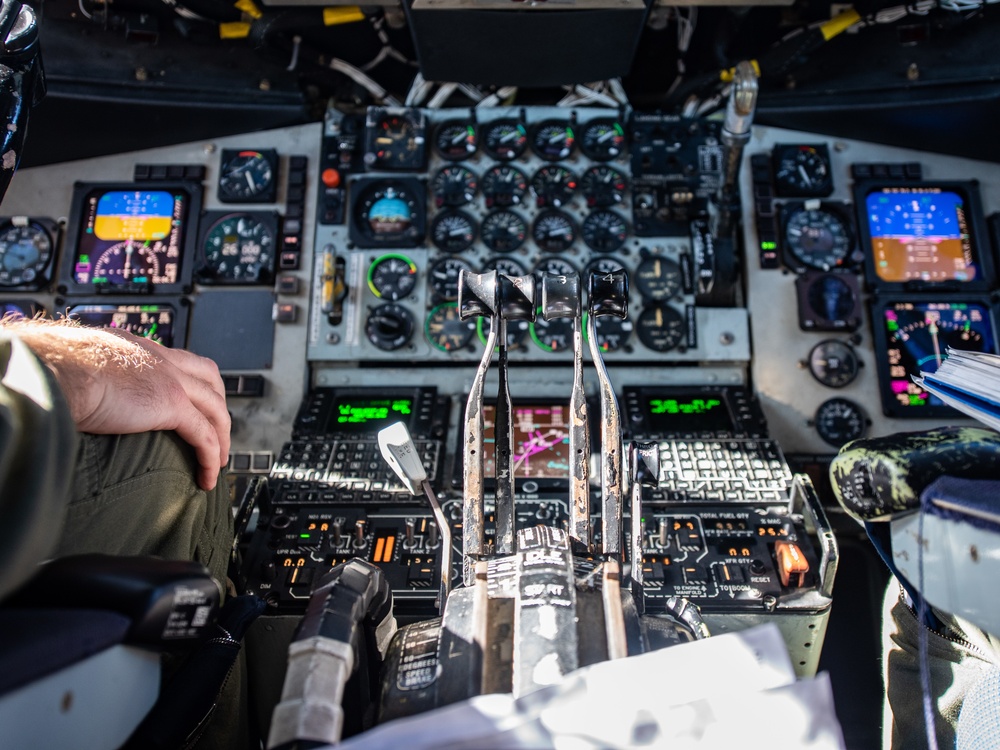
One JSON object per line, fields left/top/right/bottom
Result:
{"left": 0, "top": 608, "right": 131, "bottom": 694}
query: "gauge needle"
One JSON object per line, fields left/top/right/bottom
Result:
{"left": 245, "top": 171, "right": 257, "bottom": 191}
{"left": 500, "top": 131, "right": 518, "bottom": 143}
{"left": 798, "top": 165, "right": 812, "bottom": 186}
{"left": 928, "top": 318, "right": 943, "bottom": 368}
{"left": 123, "top": 242, "right": 133, "bottom": 278}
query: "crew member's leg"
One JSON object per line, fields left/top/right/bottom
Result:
{"left": 55, "top": 429, "right": 246, "bottom": 750}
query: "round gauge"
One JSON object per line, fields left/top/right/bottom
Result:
{"left": 530, "top": 166, "right": 578, "bottom": 208}
{"left": 218, "top": 150, "right": 275, "bottom": 202}
{"left": 353, "top": 181, "right": 424, "bottom": 246}
{"left": 366, "top": 303, "right": 414, "bottom": 351}
{"left": 368, "top": 254, "right": 418, "bottom": 301}
{"left": 808, "top": 340, "right": 860, "bottom": 388}
{"left": 582, "top": 210, "right": 628, "bottom": 253}
{"left": 482, "top": 120, "right": 527, "bottom": 161}
{"left": 636, "top": 305, "right": 686, "bottom": 352}
{"left": 783, "top": 207, "right": 852, "bottom": 271}
{"left": 590, "top": 315, "right": 634, "bottom": 353}
{"left": 366, "top": 111, "right": 425, "bottom": 169}
{"left": 431, "top": 166, "right": 478, "bottom": 208}
{"left": 431, "top": 210, "right": 477, "bottom": 253}
{"left": 93, "top": 240, "right": 161, "bottom": 283}
{"left": 581, "top": 166, "right": 627, "bottom": 208}
{"left": 434, "top": 120, "right": 478, "bottom": 161}
{"left": 477, "top": 316, "right": 531, "bottom": 350}
{"left": 533, "top": 257, "right": 577, "bottom": 283}
{"left": 579, "top": 120, "right": 626, "bottom": 161}
{"left": 427, "top": 257, "right": 473, "bottom": 302}
{"left": 532, "top": 210, "right": 576, "bottom": 253}
{"left": 814, "top": 398, "right": 867, "bottom": 447}
{"left": 773, "top": 145, "right": 833, "bottom": 197}
{"left": 426, "top": 303, "right": 476, "bottom": 352}
{"left": 484, "top": 256, "right": 527, "bottom": 277}
{"left": 531, "top": 310, "right": 575, "bottom": 352}
{"left": 482, "top": 165, "right": 528, "bottom": 208}
{"left": 584, "top": 257, "right": 625, "bottom": 281}
{"left": 481, "top": 210, "right": 527, "bottom": 253}
{"left": 202, "top": 213, "right": 275, "bottom": 283}
{"left": 635, "top": 256, "right": 683, "bottom": 301}
{"left": 806, "top": 274, "right": 857, "bottom": 324}
{"left": 531, "top": 121, "right": 575, "bottom": 161}
{"left": 0, "top": 221, "right": 52, "bottom": 287}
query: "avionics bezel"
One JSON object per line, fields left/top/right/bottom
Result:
{"left": 870, "top": 294, "right": 998, "bottom": 419}
{"left": 622, "top": 386, "right": 766, "bottom": 440}
{"left": 854, "top": 180, "right": 994, "bottom": 292}
{"left": 291, "top": 386, "right": 441, "bottom": 439}
{"left": 60, "top": 181, "right": 202, "bottom": 296}
{"left": 348, "top": 177, "right": 426, "bottom": 249}
{"left": 451, "top": 397, "right": 590, "bottom": 492}
{"left": 194, "top": 210, "right": 280, "bottom": 286}
{"left": 62, "top": 298, "right": 189, "bottom": 349}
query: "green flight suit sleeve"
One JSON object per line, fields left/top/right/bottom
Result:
{"left": 0, "top": 333, "right": 78, "bottom": 600}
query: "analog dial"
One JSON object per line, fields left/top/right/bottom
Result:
{"left": 773, "top": 144, "right": 833, "bottom": 198}
{"left": 532, "top": 209, "right": 576, "bottom": 252}
{"left": 784, "top": 207, "right": 852, "bottom": 271}
{"left": 434, "top": 120, "right": 478, "bottom": 160}
{"left": 531, "top": 121, "right": 575, "bottom": 161}
{"left": 582, "top": 210, "right": 628, "bottom": 253}
{"left": 93, "top": 241, "right": 161, "bottom": 283}
{"left": 579, "top": 120, "right": 626, "bottom": 161}
{"left": 366, "top": 303, "right": 414, "bottom": 351}
{"left": 431, "top": 166, "right": 478, "bottom": 208}
{"left": 808, "top": 340, "right": 860, "bottom": 388}
{"left": 482, "top": 120, "right": 527, "bottom": 161}
{"left": 218, "top": 150, "right": 276, "bottom": 202}
{"left": 484, "top": 256, "right": 527, "bottom": 277}
{"left": 0, "top": 221, "right": 52, "bottom": 287}
{"left": 814, "top": 398, "right": 867, "bottom": 447}
{"left": 477, "top": 316, "right": 531, "bottom": 350}
{"left": 482, "top": 165, "right": 528, "bottom": 208}
{"left": 589, "top": 315, "right": 634, "bottom": 353}
{"left": 581, "top": 166, "right": 627, "bottom": 208}
{"left": 635, "top": 256, "right": 683, "bottom": 301}
{"left": 368, "top": 254, "right": 418, "bottom": 301}
{"left": 201, "top": 213, "right": 275, "bottom": 283}
{"left": 427, "top": 257, "right": 473, "bottom": 302}
{"left": 426, "top": 303, "right": 477, "bottom": 352}
{"left": 431, "top": 210, "right": 477, "bottom": 253}
{"left": 530, "top": 166, "right": 578, "bottom": 208}
{"left": 481, "top": 210, "right": 527, "bottom": 253}
{"left": 531, "top": 311, "right": 575, "bottom": 352}
{"left": 636, "top": 305, "right": 686, "bottom": 352}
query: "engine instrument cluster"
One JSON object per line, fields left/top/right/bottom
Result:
{"left": 310, "top": 107, "right": 748, "bottom": 365}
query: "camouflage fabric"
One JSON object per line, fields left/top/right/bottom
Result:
{"left": 829, "top": 427, "right": 1000, "bottom": 522}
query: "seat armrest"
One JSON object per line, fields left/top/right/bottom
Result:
{"left": 6, "top": 554, "right": 221, "bottom": 647}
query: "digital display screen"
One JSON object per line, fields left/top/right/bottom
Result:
{"left": 482, "top": 403, "right": 571, "bottom": 480}
{"left": 331, "top": 396, "right": 414, "bottom": 433}
{"left": 865, "top": 188, "right": 978, "bottom": 283}
{"left": 68, "top": 304, "right": 177, "bottom": 347}
{"left": 643, "top": 393, "right": 734, "bottom": 433}
{"left": 74, "top": 189, "right": 188, "bottom": 287}
{"left": 882, "top": 300, "right": 996, "bottom": 410}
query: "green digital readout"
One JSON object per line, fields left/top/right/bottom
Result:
{"left": 332, "top": 397, "right": 413, "bottom": 432}
{"left": 645, "top": 393, "right": 733, "bottom": 433}
{"left": 650, "top": 398, "right": 722, "bottom": 415}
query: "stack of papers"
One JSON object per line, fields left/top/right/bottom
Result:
{"left": 915, "top": 349, "right": 1000, "bottom": 432}
{"left": 336, "top": 624, "right": 844, "bottom": 749}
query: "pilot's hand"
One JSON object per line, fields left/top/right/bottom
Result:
{"left": 4, "top": 320, "right": 230, "bottom": 491}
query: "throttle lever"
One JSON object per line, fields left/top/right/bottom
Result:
{"left": 629, "top": 441, "right": 660, "bottom": 612}
{"left": 541, "top": 272, "right": 591, "bottom": 552}
{"left": 458, "top": 269, "right": 499, "bottom": 586}
{"left": 494, "top": 274, "right": 536, "bottom": 555}
{"left": 587, "top": 269, "right": 628, "bottom": 557}
{"left": 378, "top": 422, "right": 451, "bottom": 614}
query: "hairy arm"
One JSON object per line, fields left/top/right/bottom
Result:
{"left": 0, "top": 318, "right": 230, "bottom": 490}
